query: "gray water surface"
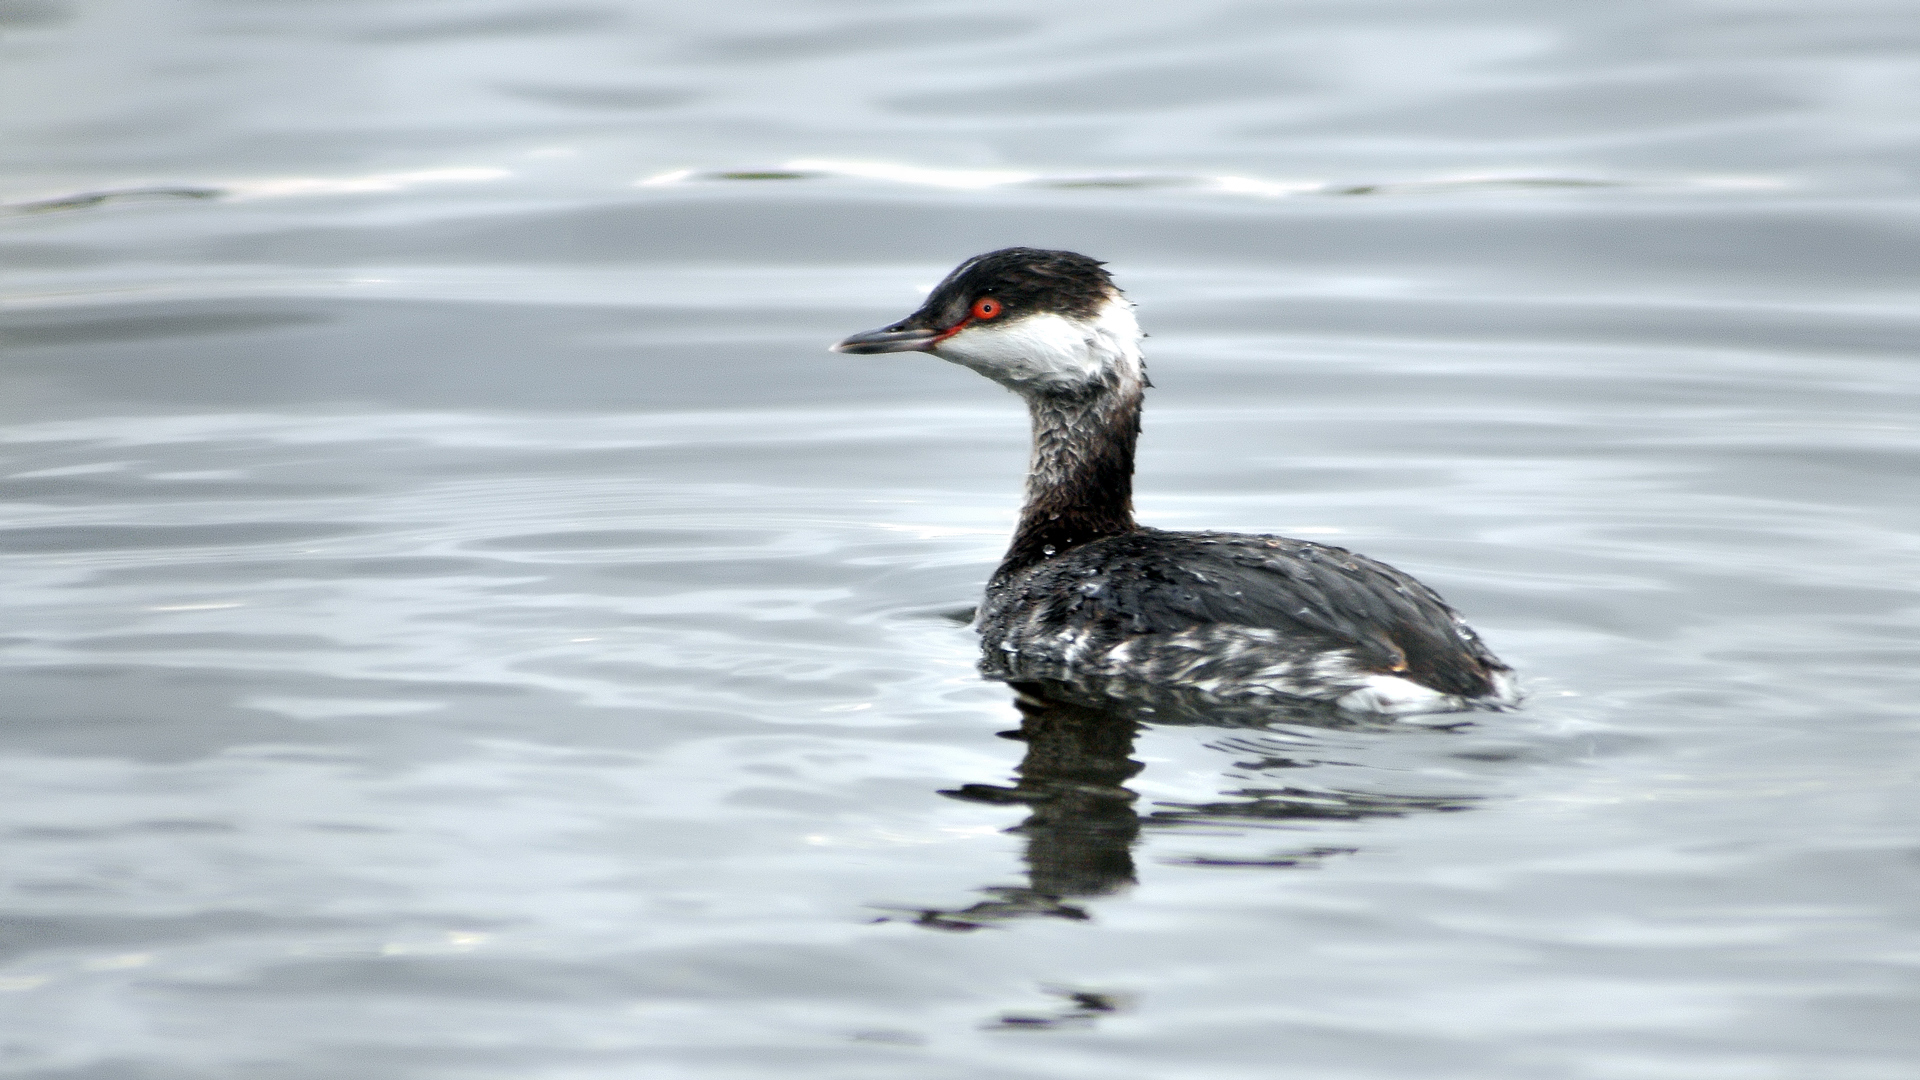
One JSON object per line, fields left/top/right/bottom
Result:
{"left": 4, "top": 2, "right": 1920, "bottom": 1078}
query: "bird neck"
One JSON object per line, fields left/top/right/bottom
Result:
{"left": 1001, "top": 376, "right": 1142, "bottom": 573}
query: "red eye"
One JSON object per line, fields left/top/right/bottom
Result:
{"left": 971, "top": 297, "right": 1002, "bottom": 320}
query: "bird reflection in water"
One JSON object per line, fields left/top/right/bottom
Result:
{"left": 918, "top": 688, "right": 1145, "bottom": 929}
{"left": 876, "top": 682, "right": 1477, "bottom": 932}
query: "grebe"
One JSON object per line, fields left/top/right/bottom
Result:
{"left": 833, "top": 248, "right": 1515, "bottom": 715}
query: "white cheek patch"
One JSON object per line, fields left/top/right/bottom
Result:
{"left": 1087, "top": 296, "right": 1144, "bottom": 355}
{"left": 934, "top": 313, "right": 1105, "bottom": 390}
{"left": 933, "top": 297, "right": 1143, "bottom": 393}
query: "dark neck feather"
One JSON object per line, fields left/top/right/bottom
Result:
{"left": 1000, "top": 381, "right": 1142, "bottom": 573}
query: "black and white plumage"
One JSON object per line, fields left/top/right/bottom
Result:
{"left": 834, "top": 247, "right": 1515, "bottom": 715}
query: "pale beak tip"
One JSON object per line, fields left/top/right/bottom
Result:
{"left": 830, "top": 326, "right": 941, "bottom": 355}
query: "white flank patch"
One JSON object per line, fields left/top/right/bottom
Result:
{"left": 1334, "top": 675, "right": 1454, "bottom": 715}
{"left": 1484, "top": 668, "right": 1522, "bottom": 706}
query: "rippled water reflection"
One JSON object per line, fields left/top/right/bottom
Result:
{"left": 4, "top": 1, "right": 1919, "bottom": 1077}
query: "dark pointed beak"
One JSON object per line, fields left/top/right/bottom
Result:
{"left": 830, "top": 324, "right": 941, "bottom": 355}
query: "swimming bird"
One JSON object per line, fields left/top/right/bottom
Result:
{"left": 833, "top": 248, "right": 1514, "bottom": 715}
